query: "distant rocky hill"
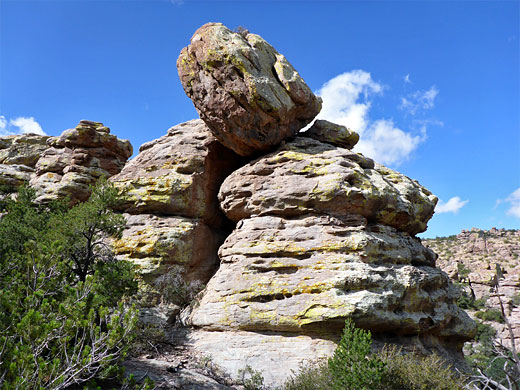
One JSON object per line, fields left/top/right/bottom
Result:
{"left": 424, "top": 228, "right": 520, "bottom": 349}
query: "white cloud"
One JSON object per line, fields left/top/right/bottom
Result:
{"left": 356, "top": 119, "right": 424, "bottom": 166}
{"left": 435, "top": 197, "right": 469, "bottom": 214}
{"left": 400, "top": 86, "right": 439, "bottom": 115}
{"left": 500, "top": 188, "right": 520, "bottom": 218}
{"left": 317, "top": 70, "right": 382, "bottom": 134}
{"left": 404, "top": 74, "right": 411, "bottom": 84}
{"left": 316, "top": 70, "right": 425, "bottom": 165}
{"left": 0, "top": 116, "right": 46, "bottom": 135}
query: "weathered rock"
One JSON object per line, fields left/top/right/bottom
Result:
{"left": 219, "top": 137, "right": 437, "bottom": 235}
{"left": 177, "top": 23, "right": 322, "bottom": 156}
{"left": 425, "top": 228, "right": 520, "bottom": 349}
{"left": 110, "top": 120, "right": 243, "bottom": 227}
{"left": 0, "top": 134, "right": 52, "bottom": 192}
{"left": 185, "top": 329, "right": 336, "bottom": 387}
{"left": 302, "top": 119, "right": 359, "bottom": 149}
{"left": 29, "top": 120, "right": 132, "bottom": 204}
{"left": 0, "top": 134, "right": 51, "bottom": 167}
{"left": 0, "top": 164, "right": 35, "bottom": 189}
{"left": 188, "top": 215, "right": 473, "bottom": 339}
{"left": 113, "top": 213, "right": 224, "bottom": 282}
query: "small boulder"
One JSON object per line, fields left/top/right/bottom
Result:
{"left": 301, "top": 119, "right": 359, "bottom": 149}
{"left": 177, "top": 23, "right": 322, "bottom": 156}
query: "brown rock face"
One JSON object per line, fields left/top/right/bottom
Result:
{"left": 177, "top": 23, "right": 322, "bottom": 156}
{"left": 425, "top": 228, "right": 520, "bottom": 350}
{"left": 185, "top": 136, "right": 474, "bottom": 385}
{"left": 301, "top": 119, "right": 359, "bottom": 149}
{"left": 110, "top": 119, "right": 243, "bottom": 227}
{"left": 29, "top": 120, "right": 132, "bottom": 204}
{"left": 110, "top": 120, "right": 244, "bottom": 288}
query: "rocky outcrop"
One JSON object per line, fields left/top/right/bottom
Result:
{"left": 29, "top": 120, "right": 132, "bottom": 204}
{"left": 184, "top": 135, "right": 475, "bottom": 385}
{"left": 113, "top": 213, "right": 225, "bottom": 282}
{"left": 218, "top": 137, "right": 436, "bottom": 236}
{"left": 424, "top": 228, "right": 520, "bottom": 349}
{"left": 177, "top": 23, "right": 322, "bottom": 156}
{"left": 110, "top": 120, "right": 243, "bottom": 284}
{"left": 0, "top": 122, "right": 131, "bottom": 202}
{"left": 0, "top": 134, "right": 51, "bottom": 191}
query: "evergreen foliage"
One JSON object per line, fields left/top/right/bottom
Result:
{"left": 328, "top": 319, "right": 385, "bottom": 390}
{"left": 0, "top": 182, "right": 139, "bottom": 389}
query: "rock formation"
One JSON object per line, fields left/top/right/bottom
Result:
{"left": 0, "top": 22, "right": 482, "bottom": 388}
{"left": 110, "top": 120, "right": 243, "bottom": 284}
{"left": 425, "top": 228, "right": 520, "bottom": 350}
{"left": 183, "top": 135, "right": 475, "bottom": 385}
{"left": 177, "top": 22, "right": 322, "bottom": 156}
{"left": 30, "top": 120, "right": 132, "bottom": 204}
{"left": 0, "top": 134, "right": 51, "bottom": 191}
{"left": 0, "top": 121, "right": 131, "bottom": 203}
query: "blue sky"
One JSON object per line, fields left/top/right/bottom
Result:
{"left": 1, "top": 0, "right": 518, "bottom": 238}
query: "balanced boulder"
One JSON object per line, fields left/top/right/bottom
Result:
{"left": 177, "top": 23, "right": 322, "bottom": 156}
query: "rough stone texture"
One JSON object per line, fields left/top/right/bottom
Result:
{"left": 184, "top": 135, "right": 474, "bottom": 385}
{"left": 0, "top": 134, "right": 51, "bottom": 167}
{"left": 424, "top": 228, "right": 520, "bottom": 349}
{"left": 110, "top": 120, "right": 243, "bottom": 227}
{"left": 301, "top": 119, "right": 359, "bottom": 149}
{"left": 177, "top": 23, "right": 322, "bottom": 156}
{"left": 219, "top": 137, "right": 437, "bottom": 236}
{"left": 113, "top": 213, "right": 224, "bottom": 282}
{"left": 29, "top": 120, "right": 132, "bottom": 204}
{"left": 0, "top": 134, "right": 52, "bottom": 191}
{"left": 188, "top": 215, "right": 473, "bottom": 339}
{"left": 185, "top": 329, "right": 336, "bottom": 387}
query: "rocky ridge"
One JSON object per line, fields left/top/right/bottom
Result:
{"left": 424, "top": 228, "right": 520, "bottom": 349}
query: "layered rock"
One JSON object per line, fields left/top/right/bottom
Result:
{"left": 219, "top": 137, "right": 436, "bottom": 236}
{"left": 184, "top": 135, "right": 475, "bottom": 385}
{"left": 29, "top": 120, "right": 132, "bottom": 204}
{"left": 0, "top": 134, "right": 51, "bottom": 191}
{"left": 177, "top": 23, "right": 322, "bottom": 156}
{"left": 110, "top": 120, "right": 243, "bottom": 283}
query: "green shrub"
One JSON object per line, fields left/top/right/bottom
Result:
{"left": 154, "top": 265, "right": 204, "bottom": 308}
{"left": 278, "top": 359, "right": 332, "bottom": 390}
{"left": 280, "top": 320, "right": 465, "bottom": 390}
{"left": 238, "top": 365, "right": 265, "bottom": 390}
{"left": 474, "top": 308, "right": 504, "bottom": 323}
{"left": 378, "top": 348, "right": 464, "bottom": 390}
{"left": 328, "top": 319, "right": 385, "bottom": 390}
{"left": 0, "top": 183, "right": 139, "bottom": 389}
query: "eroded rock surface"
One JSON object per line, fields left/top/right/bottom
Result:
{"left": 111, "top": 120, "right": 242, "bottom": 226}
{"left": 113, "top": 213, "right": 224, "bottom": 282}
{"left": 177, "top": 23, "right": 321, "bottom": 156}
{"left": 0, "top": 134, "right": 52, "bottom": 191}
{"left": 219, "top": 137, "right": 437, "bottom": 235}
{"left": 29, "top": 120, "right": 132, "bottom": 204}
{"left": 301, "top": 119, "right": 359, "bottom": 149}
{"left": 110, "top": 120, "right": 243, "bottom": 286}
{"left": 185, "top": 135, "right": 474, "bottom": 385}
